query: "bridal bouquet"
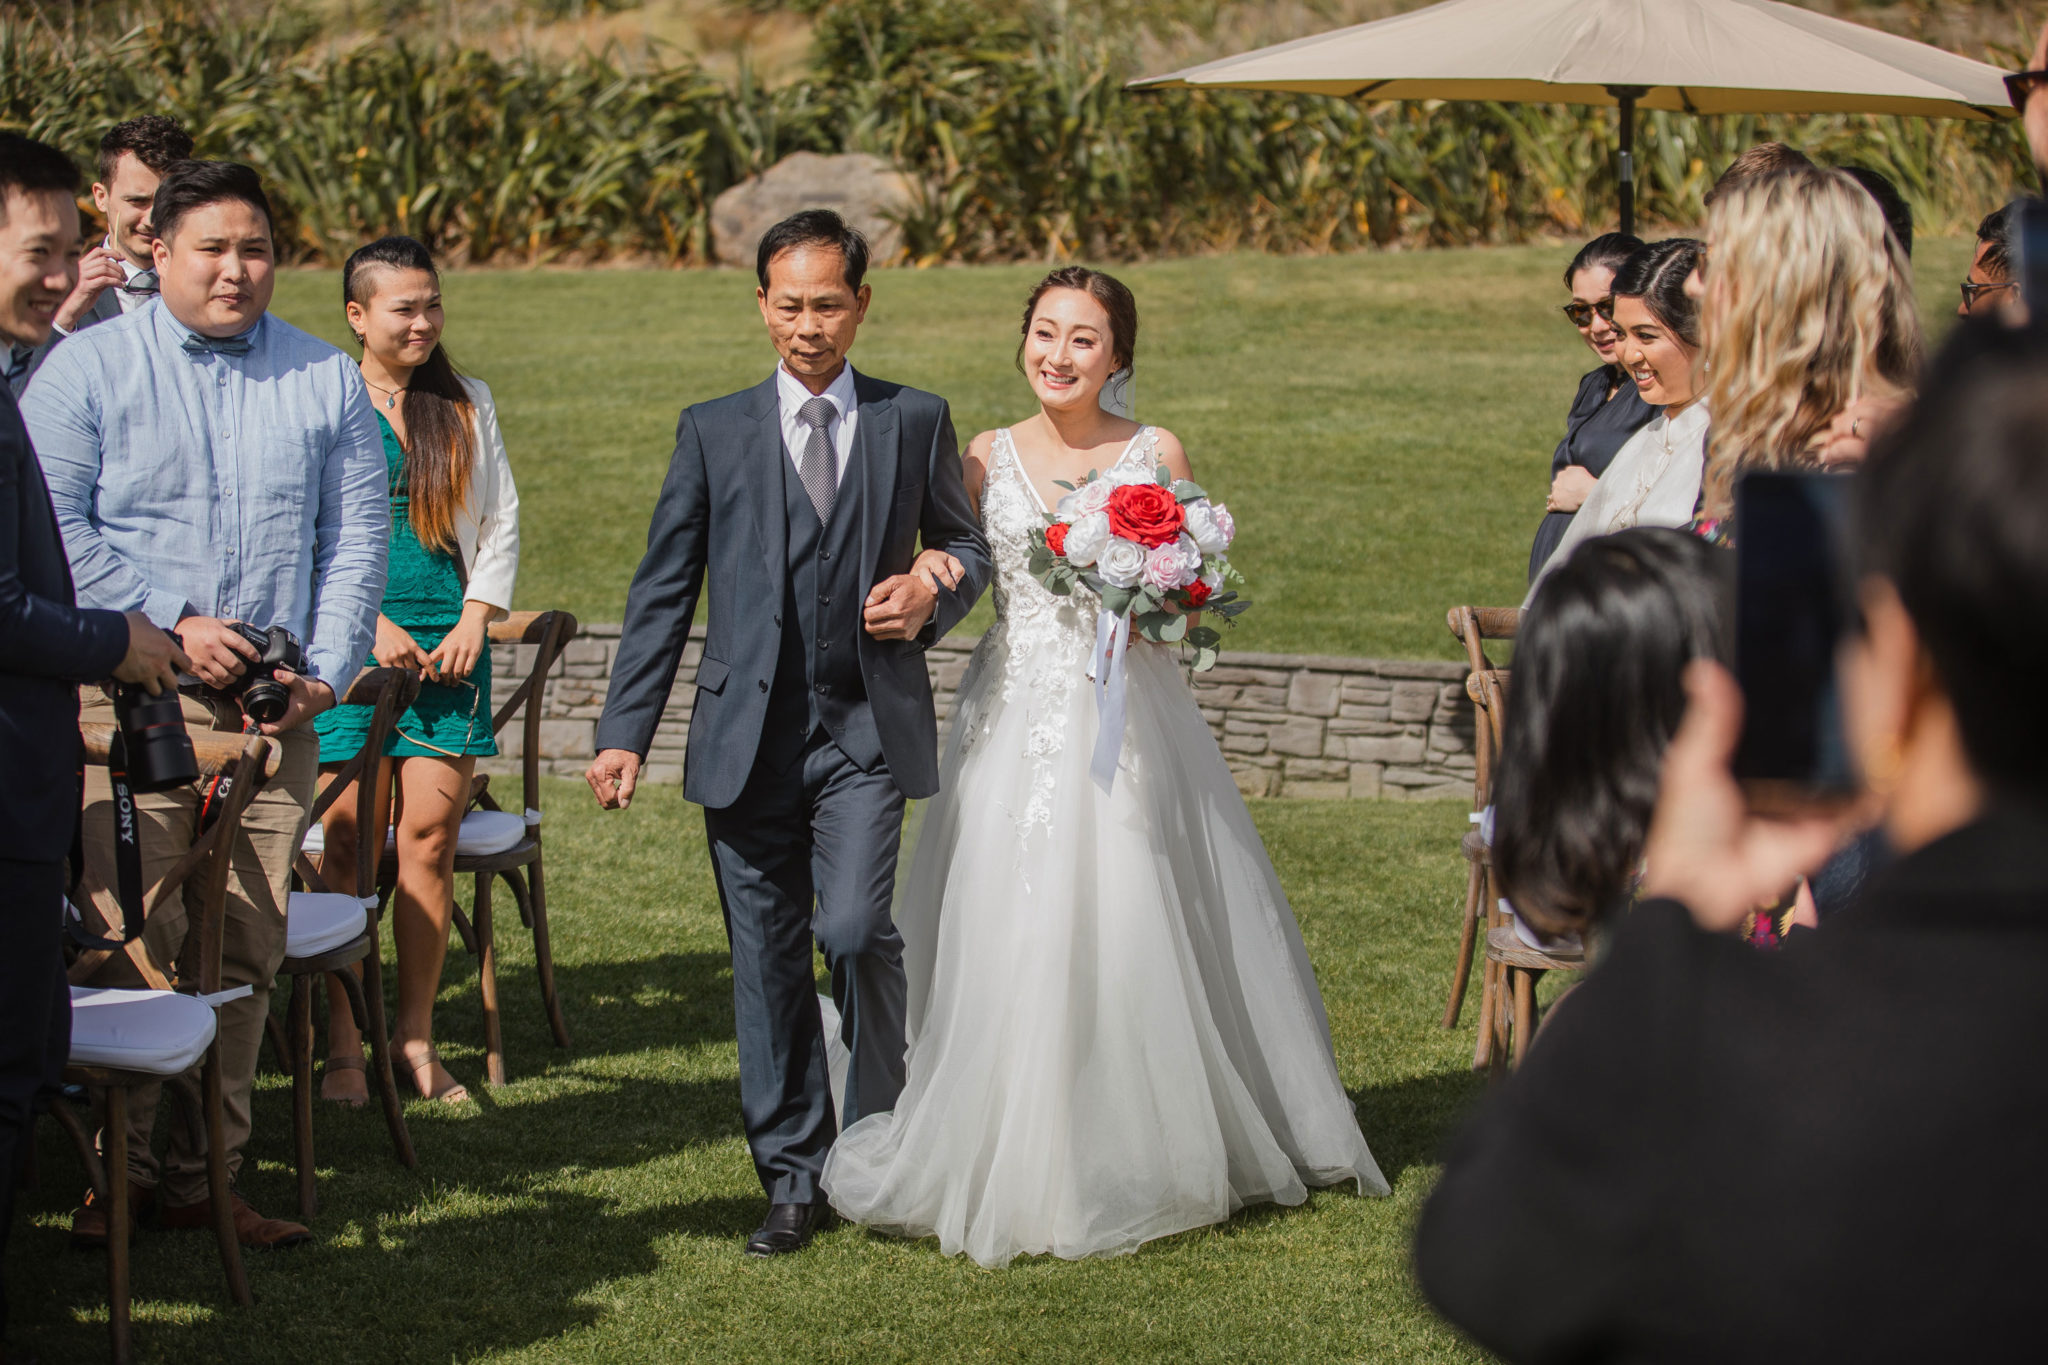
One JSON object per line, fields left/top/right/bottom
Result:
{"left": 1027, "top": 462, "right": 1250, "bottom": 672}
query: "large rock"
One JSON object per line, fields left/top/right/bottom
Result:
{"left": 711, "top": 152, "right": 916, "bottom": 270}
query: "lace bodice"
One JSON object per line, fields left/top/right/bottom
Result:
{"left": 955, "top": 425, "right": 1161, "bottom": 835}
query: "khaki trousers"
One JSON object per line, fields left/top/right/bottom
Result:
{"left": 75, "top": 691, "right": 315, "bottom": 1204}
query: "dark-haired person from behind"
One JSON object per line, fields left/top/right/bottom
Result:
{"left": 1527, "top": 233, "right": 1653, "bottom": 581}
{"left": 1492, "top": 528, "right": 1722, "bottom": 945}
{"left": 313, "top": 236, "right": 520, "bottom": 1107}
{"left": 1838, "top": 165, "right": 1913, "bottom": 259}
{"left": 1418, "top": 319, "right": 2048, "bottom": 1362}
{"left": 23, "top": 160, "right": 387, "bottom": 1254}
{"left": 0, "top": 131, "right": 187, "bottom": 1364}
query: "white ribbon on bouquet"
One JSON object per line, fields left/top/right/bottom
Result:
{"left": 1085, "top": 609, "right": 1131, "bottom": 793}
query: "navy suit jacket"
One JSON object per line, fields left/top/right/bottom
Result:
{"left": 0, "top": 383, "right": 126, "bottom": 863}
{"left": 596, "top": 370, "right": 992, "bottom": 808}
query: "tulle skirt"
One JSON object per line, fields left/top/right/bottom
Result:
{"left": 822, "top": 619, "right": 1388, "bottom": 1268}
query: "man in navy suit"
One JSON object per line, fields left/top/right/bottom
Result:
{"left": 588, "top": 210, "right": 991, "bottom": 1257}
{"left": 0, "top": 132, "right": 184, "bottom": 1364}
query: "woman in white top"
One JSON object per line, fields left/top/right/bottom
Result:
{"left": 315, "top": 237, "right": 520, "bottom": 1105}
{"left": 1529, "top": 238, "right": 1709, "bottom": 602}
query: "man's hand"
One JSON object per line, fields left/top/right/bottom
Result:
{"left": 55, "top": 247, "right": 127, "bottom": 331}
{"left": 372, "top": 614, "right": 432, "bottom": 672}
{"left": 586, "top": 749, "right": 643, "bottom": 810}
{"left": 863, "top": 573, "right": 938, "bottom": 642}
{"left": 111, "top": 611, "right": 190, "bottom": 695}
{"left": 176, "top": 616, "right": 260, "bottom": 689}
{"left": 260, "top": 669, "right": 335, "bottom": 736}
{"left": 1546, "top": 467, "right": 1597, "bottom": 513}
{"left": 1638, "top": 661, "right": 1852, "bottom": 932}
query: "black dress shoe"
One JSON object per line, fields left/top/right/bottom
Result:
{"left": 745, "top": 1201, "right": 829, "bottom": 1257}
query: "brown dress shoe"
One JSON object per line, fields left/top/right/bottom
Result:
{"left": 159, "top": 1193, "right": 311, "bottom": 1250}
{"left": 69, "top": 1182, "right": 158, "bottom": 1251}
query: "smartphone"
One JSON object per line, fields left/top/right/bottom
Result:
{"left": 1730, "top": 471, "right": 1858, "bottom": 809}
{"left": 2019, "top": 198, "right": 2048, "bottom": 315}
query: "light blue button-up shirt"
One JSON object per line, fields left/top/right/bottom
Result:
{"left": 22, "top": 300, "right": 389, "bottom": 690}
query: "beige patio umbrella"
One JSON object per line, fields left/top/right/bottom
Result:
{"left": 1132, "top": 0, "right": 2013, "bottom": 234}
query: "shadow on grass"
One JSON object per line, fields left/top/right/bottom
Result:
{"left": 1351, "top": 1066, "right": 1488, "bottom": 1185}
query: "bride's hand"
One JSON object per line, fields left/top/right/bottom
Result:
{"left": 912, "top": 549, "right": 965, "bottom": 594}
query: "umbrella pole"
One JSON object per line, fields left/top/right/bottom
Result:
{"left": 1608, "top": 85, "right": 1648, "bottom": 237}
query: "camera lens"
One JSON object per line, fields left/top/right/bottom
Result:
{"left": 112, "top": 685, "right": 199, "bottom": 792}
{"left": 239, "top": 677, "right": 292, "bottom": 726}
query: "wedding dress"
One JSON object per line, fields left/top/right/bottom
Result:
{"left": 821, "top": 426, "right": 1388, "bottom": 1268}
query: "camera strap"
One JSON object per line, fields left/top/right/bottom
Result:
{"left": 65, "top": 721, "right": 248, "bottom": 956}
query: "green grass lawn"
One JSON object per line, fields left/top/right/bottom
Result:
{"left": 17, "top": 788, "right": 1488, "bottom": 1363}
{"left": 267, "top": 238, "right": 1973, "bottom": 661}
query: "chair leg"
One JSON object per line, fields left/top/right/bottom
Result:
{"left": 1472, "top": 955, "right": 1499, "bottom": 1071}
{"left": 290, "top": 972, "right": 317, "bottom": 1218}
{"left": 475, "top": 872, "right": 506, "bottom": 1087}
{"left": 106, "top": 1086, "right": 132, "bottom": 1365}
{"left": 450, "top": 904, "right": 478, "bottom": 957}
{"left": 1442, "top": 858, "right": 1484, "bottom": 1029}
{"left": 1510, "top": 967, "right": 1538, "bottom": 1070}
{"left": 201, "top": 1044, "right": 252, "bottom": 1307}
{"left": 264, "top": 1013, "right": 291, "bottom": 1075}
{"left": 521, "top": 865, "right": 570, "bottom": 1050}
{"left": 345, "top": 942, "right": 417, "bottom": 1169}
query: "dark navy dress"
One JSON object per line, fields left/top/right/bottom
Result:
{"left": 1527, "top": 366, "right": 1657, "bottom": 582}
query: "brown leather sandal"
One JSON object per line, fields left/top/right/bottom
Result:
{"left": 318, "top": 1052, "right": 368, "bottom": 1108}
{"left": 401, "top": 1046, "right": 469, "bottom": 1104}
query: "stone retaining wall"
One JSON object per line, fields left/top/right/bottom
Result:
{"left": 482, "top": 624, "right": 1476, "bottom": 801}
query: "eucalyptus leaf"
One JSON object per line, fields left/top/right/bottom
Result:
{"left": 1192, "top": 645, "right": 1219, "bottom": 672}
{"left": 1053, "top": 479, "right": 1076, "bottom": 491}
{"left": 1100, "top": 586, "right": 1137, "bottom": 617}
{"left": 1186, "top": 625, "right": 1223, "bottom": 649}
{"left": 1154, "top": 463, "right": 1172, "bottom": 487}
{"left": 1172, "top": 479, "right": 1208, "bottom": 504}
{"left": 1156, "top": 613, "right": 1188, "bottom": 643}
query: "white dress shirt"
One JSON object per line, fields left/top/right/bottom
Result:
{"left": 112, "top": 250, "right": 152, "bottom": 314}
{"left": 775, "top": 361, "right": 859, "bottom": 488}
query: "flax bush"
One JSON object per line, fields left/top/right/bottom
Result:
{"left": 0, "top": 0, "right": 2033, "bottom": 264}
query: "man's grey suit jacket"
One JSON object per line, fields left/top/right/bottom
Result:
{"left": 595, "top": 370, "right": 992, "bottom": 809}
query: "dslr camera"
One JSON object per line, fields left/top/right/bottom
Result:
{"left": 191, "top": 622, "right": 307, "bottom": 727}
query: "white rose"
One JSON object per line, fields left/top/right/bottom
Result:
{"left": 1105, "top": 463, "right": 1157, "bottom": 488}
{"left": 1183, "top": 501, "right": 1230, "bottom": 555}
{"left": 1061, "top": 511, "right": 1111, "bottom": 566}
{"left": 1057, "top": 478, "right": 1113, "bottom": 519}
{"left": 1097, "top": 537, "right": 1150, "bottom": 589}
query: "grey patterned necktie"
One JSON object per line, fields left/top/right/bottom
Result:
{"left": 797, "top": 394, "right": 838, "bottom": 524}
{"left": 121, "top": 267, "right": 159, "bottom": 296}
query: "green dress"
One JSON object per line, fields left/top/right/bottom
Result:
{"left": 315, "top": 411, "right": 497, "bottom": 762}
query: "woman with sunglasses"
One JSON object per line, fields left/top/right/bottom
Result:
{"left": 314, "top": 236, "right": 521, "bottom": 1106}
{"left": 1528, "top": 233, "right": 1655, "bottom": 582}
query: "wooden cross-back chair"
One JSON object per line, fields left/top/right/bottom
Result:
{"left": 275, "top": 666, "right": 422, "bottom": 1217}
{"left": 1442, "top": 606, "right": 1520, "bottom": 1035}
{"left": 380, "top": 608, "right": 580, "bottom": 1087}
{"left": 51, "top": 725, "right": 274, "bottom": 1365}
{"left": 1466, "top": 667, "right": 1586, "bottom": 1075}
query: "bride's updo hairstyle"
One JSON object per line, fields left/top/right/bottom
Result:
{"left": 1017, "top": 267, "right": 1139, "bottom": 406}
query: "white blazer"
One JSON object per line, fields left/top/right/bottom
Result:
{"left": 455, "top": 376, "right": 520, "bottom": 618}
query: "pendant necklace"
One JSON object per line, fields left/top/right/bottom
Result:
{"left": 363, "top": 377, "right": 407, "bottom": 410}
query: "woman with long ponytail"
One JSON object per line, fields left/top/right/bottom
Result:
{"left": 314, "top": 236, "right": 521, "bottom": 1105}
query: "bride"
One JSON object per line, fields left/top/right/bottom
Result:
{"left": 821, "top": 266, "right": 1388, "bottom": 1268}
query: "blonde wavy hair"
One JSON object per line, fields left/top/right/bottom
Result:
{"left": 1698, "top": 166, "right": 1921, "bottom": 519}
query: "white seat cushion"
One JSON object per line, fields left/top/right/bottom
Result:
{"left": 303, "top": 812, "right": 524, "bottom": 860}
{"left": 285, "top": 891, "right": 369, "bottom": 959}
{"left": 457, "top": 809, "right": 528, "bottom": 857}
{"left": 69, "top": 987, "right": 217, "bottom": 1075}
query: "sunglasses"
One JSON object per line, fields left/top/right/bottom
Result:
{"left": 2006, "top": 69, "right": 2048, "bottom": 110}
{"left": 1561, "top": 298, "right": 1609, "bottom": 327}
{"left": 1959, "top": 278, "right": 2018, "bottom": 308}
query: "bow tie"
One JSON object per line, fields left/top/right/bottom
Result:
{"left": 181, "top": 331, "right": 253, "bottom": 357}
{"left": 120, "top": 269, "right": 160, "bottom": 296}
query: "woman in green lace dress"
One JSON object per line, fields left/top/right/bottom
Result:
{"left": 314, "top": 237, "right": 520, "bottom": 1105}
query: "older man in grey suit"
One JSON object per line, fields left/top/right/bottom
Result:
{"left": 587, "top": 209, "right": 991, "bottom": 1257}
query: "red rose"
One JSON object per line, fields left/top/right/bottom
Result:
{"left": 1106, "top": 482, "right": 1186, "bottom": 548}
{"left": 1182, "top": 578, "right": 1213, "bottom": 608}
{"left": 1044, "top": 522, "right": 1069, "bottom": 557}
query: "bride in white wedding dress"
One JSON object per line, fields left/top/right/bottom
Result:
{"left": 821, "top": 267, "right": 1387, "bottom": 1268}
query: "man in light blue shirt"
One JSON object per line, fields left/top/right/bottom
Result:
{"left": 22, "top": 160, "right": 386, "bottom": 1251}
